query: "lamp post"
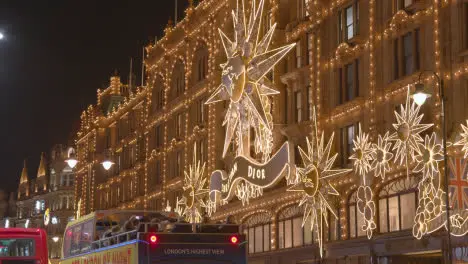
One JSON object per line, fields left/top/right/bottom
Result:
{"left": 101, "top": 150, "right": 114, "bottom": 171}
{"left": 66, "top": 148, "right": 78, "bottom": 169}
{"left": 411, "top": 71, "right": 452, "bottom": 262}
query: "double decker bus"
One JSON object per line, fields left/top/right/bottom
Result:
{"left": 0, "top": 228, "right": 49, "bottom": 264}
{"left": 60, "top": 210, "right": 246, "bottom": 264}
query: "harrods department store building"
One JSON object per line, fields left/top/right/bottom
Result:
{"left": 74, "top": 0, "right": 468, "bottom": 263}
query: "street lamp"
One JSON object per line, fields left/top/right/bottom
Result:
{"left": 101, "top": 150, "right": 114, "bottom": 171}
{"left": 65, "top": 148, "right": 78, "bottom": 169}
{"left": 0, "top": 32, "right": 4, "bottom": 40}
{"left": 101, "top": 160, "right": 114, "bottom": 171}
{"left": 52, "top": 236, "right": 59, "bottom": 243}
{"left": 411, "top": 83, "right": 432, "bottom": 107}
{"left": 411, "top": 71, "right": 452, "bottom": 262}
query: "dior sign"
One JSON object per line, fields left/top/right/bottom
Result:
{"left": 209, "top": 141, "right": 292, "bottom": 204}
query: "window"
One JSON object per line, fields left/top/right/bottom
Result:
{"left": 198, "top": 99, "right": 206, "bottom": 124}
{"left": 172, "top": 61, "right": 185, "bottom": 99}
{"left": 149, "top": 160, "right": 162, "bottom": 188}
{"left": 339, "top": 59, "right": 359, "bottom": 104}
{"left": 295, "top": 91, "right": 302, "bottom": 123}
{"left": 306, "top": 86, "right": 312, "bottom": 121}
{"left": 403, "top": 33, "right": 413, "bottom": 76}
{"left": 193, "top": 46, "right": 208, "bottom": 83}
{"left": 307, "top": 33, "right": 313, "bottom": 65}
{"left": 348, "top": 191, "right": 366, "bottom": 238}
{"left": 176, "top": 151, "right": 182, "bottom": 178}
{"left": 394, "top": 30, "right": 420, "bottom": 80}
{"left": 379, "top": 177, "right": 418, "bottom": 233}
{"left": 0, "top": 239, "right": 35, "bottom": 257}
{"left": 198, "top": 140, "right": 206, "bottom": 164}
{"left": 154, "top": 125, "right": 162, "bottom": 149}
{"left": 338, "top": 2, "right": 359, "bottom": 42}
{"left": 175, "top": 113, "right": 183, "bottom": 138}
{"left": 298, "top": 0, "right": 310, "bottom": 20}
{"left": 296, "top": 40, "right": 302, "bottom": 68}
{"left": 394, "top": 0, "right": 414, "bottom": 12}
{"left": 465, "top": 2, "right": 468, "bottom": 49}
{"left": 278, "top": 216, "right": 315, "bottom": 249}
{"left": 243, "top": 214, "right": 271, "bottom": 254}
{"left": 262, "top": 10, "right": 273, "bottom": 34}
{"left": 328, "top": 211, "right": 341, "bottom": 241}
{"left": 197, "top": 54, "right": 208, "bottom": 82}
{"left": 340, "top": 123, "right": 358, "bottom": 166}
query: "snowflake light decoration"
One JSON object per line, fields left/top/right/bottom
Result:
{"left": 176, "top": 143, "right": 209, "bottom": 223}
{"left": 371, "top": 132, "right": 393, "bottom": 180}
{"left": 349, "top": 124, "right": 374, "bottom": 182}
{"left": 455, "top": 120, "right": 468, "bottom": 158}
{"left": 206, "top": 0, "right": 295, "bottom": 161}
{"left": 413, "top": 132, "right": 443, "bottom": 179}
{"left": 390, "top": 87, "right": 432, "bottom": 174}
{"left": 288, "top": 108, "right": 351, "bottom": 258}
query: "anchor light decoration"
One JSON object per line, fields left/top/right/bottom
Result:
{"left": 207, "top": 0, "right": 295, "bottom": 211}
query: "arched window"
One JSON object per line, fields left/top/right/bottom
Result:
{"left": 171, "top": 61, "right": 185, "bottom": 99}
{"left": 193, "top": 45, "right": 209, "bottom": 83}
{"left": 243, "top": 213, "right": 271, "bottom": 254}
{"left": 151, "top": 76, "right": 164, "bottom": 113}
{"left": 277, "top": 206, "right": 314, "bottom": 249}
{"left": 348, "top": 190, "right": 366, "bottom": 238}
{"left": 378, "top": 177, "right": 418, "bottom": 233}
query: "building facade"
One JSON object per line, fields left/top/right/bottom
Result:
{"left": 11, "top": 145, "right": 76, "bottom": 261}
{"left": 74, "top": 0, "right": 468, "bottom": 263}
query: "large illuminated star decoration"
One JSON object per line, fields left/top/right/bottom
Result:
{"left": 371, "top": 132, "right": 393, "bottom": 180}
{"left": 206, "top": 0, "right": 295, "bottom": 161}
{"left": 176, "top": 143, "right": 209, "bottom": 223}
{"left": 390, "top": 87, "right": 432, "bottom": 176}
{"left": 349, "top": 124, "right": 374, "bottom": 183}
{"left": 455, "top": 120, "right": 468, "bottom": 158}
{"left": 288, "top": 108, "right": 351, "bottom": 258}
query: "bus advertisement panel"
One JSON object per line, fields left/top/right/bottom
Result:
{"left": 61, "top": 242, "right": 137, "bottom": 264}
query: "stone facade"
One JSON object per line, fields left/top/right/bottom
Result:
{"left": 74, "top": 0, "right": 468, "bottom": 263}
{"left": 6, "top": 145, "right": 76, "bottom": 261}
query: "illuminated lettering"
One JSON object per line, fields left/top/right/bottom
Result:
{"left": 247, "top": 166, "right": 265, "bottom": 180}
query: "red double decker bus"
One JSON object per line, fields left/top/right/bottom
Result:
{"left": 0, "top": 228, "right": 48, "bottom": 264}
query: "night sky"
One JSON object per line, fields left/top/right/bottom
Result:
{"left": 0, "top": 1, "right": 187, "bottom": 193}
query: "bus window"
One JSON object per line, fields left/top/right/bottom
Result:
{"left": 80, "top": 221, "right": 94, "bottom": 253}
{"left": 63, "top": 228, "right": 72, "bottom": 258}
{"left": 0, "top": 238, "right": 35, "bottom": 257}
{"left": 70, "top": 225, "right": 82, "bottom": 256}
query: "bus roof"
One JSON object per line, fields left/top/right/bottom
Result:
{"left": 66, "top": 210, "right": 179, "bottom": 229}
{"left": 0, "top": 228, "right": 45, "bottom": 236}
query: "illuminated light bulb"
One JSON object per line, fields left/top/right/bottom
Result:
{"left": 52, "top": 237, "right": 59, "bottom": 242}
{"left": 102, "top": 160, "right": 114, "bottom": 170}
{"left": 66, "top": 158, "right": 78, "bottom": 169}
{"left": 411, "top": 83, "right": 432, "bottom": 106}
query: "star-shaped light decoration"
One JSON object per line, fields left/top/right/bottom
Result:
{"left": 413, "top": 132, "right": 443, "bottom": 179}
{"left": 349, "top": 124, "right": 374, "bottom": 183}
{"left": 288, "top": 108, "right": 351, "bottom": 258}
{"left": 206, "top": 0, "right": 295, "bottom": 161}
{"left": 371, "top": 132, "right": 394, "bottom": 180}
{"left": 176, "top": 143, "right": 209, "bottom": 223}
{"left": 455, "top": 120, "right": 468, "bottom": 158}
{"left": 390, "top": 87, "right": 432, "bottom": 175}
